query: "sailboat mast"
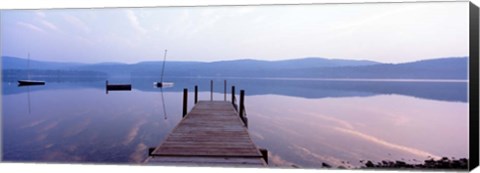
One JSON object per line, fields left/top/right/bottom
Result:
{"left": 160, "top": 49, "right": 167, "bottom": 83}
{"left": 27, "top": 53, "right": 30, "bottom": 80}
{"left": 17, "top": 52, "right": 45, "bottom": 86}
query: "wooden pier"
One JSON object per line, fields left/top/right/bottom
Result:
{"left": 145, "top": 81, "right": 267, "bottom": 166}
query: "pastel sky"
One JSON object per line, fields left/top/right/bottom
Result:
{"left": 0, "top": 2, "right": 469, "bottom": 63}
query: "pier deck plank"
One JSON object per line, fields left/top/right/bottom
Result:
{"left": 145, "top": 101, "right": 265, "bottom": 166}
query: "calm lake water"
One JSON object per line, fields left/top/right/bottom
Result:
{"left": 1, "top": 77, "right": 469, "bottom": 168}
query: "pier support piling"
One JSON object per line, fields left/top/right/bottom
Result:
{"left": 194, "top": 85, "right": 198, "bottom": 104}
{"left": 210, "top": 80, "right": 213, "bottom": 101}
{"left": 260, "top": 148, "right": 268, "bottom": 164}
{"left": 239, "top": 90, "right": 245, "bottom": 122}
{"left": 224, "top": 80, "right": 227, "bottom": 101}
{"left": 231, "top": 86, "right": 235, "bottom": 105}
{"left": 183, "top": 88, "right": 188, "bottom": 118}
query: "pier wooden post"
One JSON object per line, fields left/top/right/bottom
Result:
{"left": 183, "top": 88, "right": 188, "bottom": 118}
{"left": 260, "top": 148, "right": 268, "bottom": 164}
{"left": 148, "top": 147, "right": 155, "bottom": 156}
{"left": 224, "top": 80, "right": 227, "bottom": 101}
{"left": 210, "top": 80, "right": 213, "bottom": 101}
{"left": 231, "top": 86, "right": 235, "bottom": 105}
{"left": 194, "top": 85, "right": 198, "bottom": 104}
{"left": 239, "top": 90, "right": 245, "bottom": 120}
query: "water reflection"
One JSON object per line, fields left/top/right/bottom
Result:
{"left": 153, "top": 82, "right": 174, "bottom": 120}
{"left": 16, "top": 83, "right": 48, "bottom": 114}
{"left": 247, "top": 94, "right": 468, "bottom": 168}
{"left": 2, "top": 88, "right": 186, "bottom": 163}
{"left": 26, "top": 86, "right": 31, "bottom": 114}
{"left": 1, "top": 76, "right": 469, "bottom": 168}
{"left": 2, "top": 77, "right": 468, "bottom": 102}
{"left": 160, "top": 88, "right": 168, "bottom": 120}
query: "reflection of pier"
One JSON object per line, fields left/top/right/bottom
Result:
{"left": 145, "top": 81, "right": 267, "bottom": 166}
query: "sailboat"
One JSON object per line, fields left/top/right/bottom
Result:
{"left": 154, "top": 49, "right": 174, "bottom": 88}
{"left": 18, "top": 53, "right": 45, "bottom": 86}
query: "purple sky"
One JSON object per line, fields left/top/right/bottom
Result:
{"left": 1, "top": 1, "right": 469, "bottom": 63}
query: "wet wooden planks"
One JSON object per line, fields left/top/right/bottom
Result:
{"left": 145, "top": 101, "right": 265, "bottom": 166}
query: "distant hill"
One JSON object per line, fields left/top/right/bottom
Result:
{"left": 274, "top": 57, "right": 379, "bottom": 68}
{"left": 129, "top": 57, "right": 380, "bottom": 77}
{"left": 279, "top": 57, "right": 468, "bottom": 79}
{"left": 1, "top": 56, "right": 468, "bottom": 79}
{"left": 2, "top": 56, "right": 84, "bottom": 70}
{"left": 204, "top": 57, "right": 379, "bottom": 69}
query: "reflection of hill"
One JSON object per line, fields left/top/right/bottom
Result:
{"left": 4, "top": 77, "right": 465, "bottom": 102}
{"left": 173, "top": 78, "right": 467, "bottom": 103}
{"left": 222, "top": 78, "right": 467, "bottom": 102}
{"left": 2, "top": 77, "right": 106, "bottom": 95}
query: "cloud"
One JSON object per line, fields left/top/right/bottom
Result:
{"left": 235, "top": 7, "right": 255, "bottom": 16}
{"left": 123, "top": 118, "right": 147, "bottom": 145}
{"left": 63, "top": 14, "right": 91, "bottom": 33}
{"left": 269, "top": 152, "right": 297, "bottom": 167}
{"left": 35, "top": 11, "right": 46, "bottom": 18}
{"left": 62, "top": 117, "right": 91, "bottom": 137}
{"left": 293, "top": 144, "right": 354, "bottom": 167}
{"left": 125, "top": 10, "right": 147, "bottom": 34}
{"left": 40, "top": 20, "right": 59, "bottom": 31}
{"left": 301, "top": 111, "right": 355, "bottom": 130}
{"left": 17, "top": 21, "right": 45, "bottom": 33}
{"left": 335, "top": 127, "right": 440, "bottom": 159}
{"left": 327, "top": 5, "right": 419, "bottom": 35}
{"left": 20, "top": 119, "right": 46, "bottom": 129}
{"left": 163, "top": 9, "right": 191, "bottom": 37}
{"left": 40, "top": 120, "right": 59, "bottom": 132}
{"left": 130, "top": 143, "right": 148, "bottom": 163}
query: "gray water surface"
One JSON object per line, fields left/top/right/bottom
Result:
{"left": 2, "top": 77, "right": 469, "bottom": 168}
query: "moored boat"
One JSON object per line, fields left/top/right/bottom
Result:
{"left": 18, "top": 80, "right": 46, "bottom": 86}
{"left": 18, "top": 53, "right": 46, "bottom": 87}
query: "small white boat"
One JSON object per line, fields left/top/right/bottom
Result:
{"left": 154, "top": 82, "right": 174, "bottom": 88}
